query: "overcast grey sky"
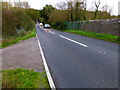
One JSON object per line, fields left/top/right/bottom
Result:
{"left": 9, "top": 0, "right": 119, "bottom": 15}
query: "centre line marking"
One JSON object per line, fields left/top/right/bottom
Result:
{"left": 49, "top": 31, "right": 55, "bottom": 34}
{"left": 60, "top": 35, "right": 87, "bottom": 48}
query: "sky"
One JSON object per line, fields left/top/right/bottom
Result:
{"left": 8, "top": 0, "right": 120, "bottom": 15}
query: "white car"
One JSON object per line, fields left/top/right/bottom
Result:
{"left": 40, "top": 23, "right": 43, "bottom": 26}
{"left": 44, "top": 24, "right": 50, "bottom": 28}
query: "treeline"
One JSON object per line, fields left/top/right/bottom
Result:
{"left": 2, "top": 1, "right": 40, "bottom": 38}
{"left": 2, "top": 0, "right": 119, "bottom": 37}
{"left": 39, "top": 0, "right": 118, "bottom": 30}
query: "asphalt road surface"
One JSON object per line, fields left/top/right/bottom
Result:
{"left": 36, "top": 24, "right": 118, "bottom": 88}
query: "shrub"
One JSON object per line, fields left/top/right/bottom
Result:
{"left": 2, "top": 5, "right": 35, "bottom": 39}
{"left": 19, "top": 31, "right": 28, "bottom": 36}
{"left": 51, "top": 21, "right": 67, "bottom": 30}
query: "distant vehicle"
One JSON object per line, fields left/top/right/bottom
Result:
{"left": 40, "top": 23, "right": 43, "bottom": 26}
{"left": 44, "top": 24, "right": 50, "bottom": 28}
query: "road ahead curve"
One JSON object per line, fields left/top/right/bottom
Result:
{"left": 36, "top": 24, "right": 118, "bottom": 88}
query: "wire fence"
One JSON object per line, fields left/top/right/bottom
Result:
{"left": 66, "top": 19, "right": 119, "bottom": 36}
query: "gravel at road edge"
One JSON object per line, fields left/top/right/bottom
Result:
{"left": 2, "top": 37, "right": 45, "bottom": 72}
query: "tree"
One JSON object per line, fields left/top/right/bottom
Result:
{"left": 49, "top": 9, "right": 68, "bottom": 23}
{"left": 2, "top": 1, "right": 12, "bottom": 9}
{"left": 101, "top": 5, "right": 108, "bottom": 12}
{"left": 68, "top": 1, "right": 74, "bottom": 21}
{"left": 56, "top": 0, "right": 84, "bottom": 21}
{"left": 14, "top": 1, "right": 30, "bottom": 9}
{"left": 14, "top": 0, "right": 22, "bottom": 8}
{"left": 56, "top": 1, "right": 68, "bottom": 10}
{"left": 25, "top": 9, "right": 40, "bottom": 21}
{"left": 108, "top": 6, "right": 113, "bottom": 19}
{"left": 74, "top": 0, "right": 83, "bottom": 21}
{"left": 2, "top": 1, "right": 37, "bottom": 38}
{"left": 82, "top": 0, "right": 87, "bottom": 20}
{"left": 93, "top": 0, "right": 101, "bottom": 19}
{"left": 40, "top": 5, "right": 55, "bottom": 23}
{"left": 19, "top": 2, "right": 30, "bottom": 9}
{"left": 100, "top": 5, "right": 109, "bottom": 19}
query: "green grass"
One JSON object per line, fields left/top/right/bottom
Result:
{"left": 1, "top": 30, "right": 36, "bottom": 48}
{"left": 2, "top": 68, "right": 50, "bottom": 88}
{"left": 64, "top": 30, "right": 119, "bottom": 43}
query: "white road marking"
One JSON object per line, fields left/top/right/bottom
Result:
{"left": 99, "top": 51, "right": 106, "bottom": 55}
{"left": 44, "top": 29, "right": 48, "bottom": 31}
{"left": 36, "top": 34, "right": 56, "bottom": 90}
{"left": 60, "top": 35, "right": 87, "bottom": 48}
{"left": 99, "top": 51, "right": 102, "bottom": 54}
{"left": 103, "top": 52, "right": 106, "bottom": 55}
{"left": 49, "top": 31, "right": 55, "bottom": 34}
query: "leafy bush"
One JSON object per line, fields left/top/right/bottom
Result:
{"left": 1, "top": 30, "right": 36, "bottom": 48}
{"left": 25, "top": 8, "right": 40, "bottom": 22}
{"left": 19, "top": 30, "right": 28, "bottom": 36}
{"left": 2, "top": 3, "right": 35, "bottom": 39}
{"left": 51, "top": 21, "right": 67, "bottom": 30}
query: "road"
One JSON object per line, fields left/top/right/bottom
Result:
{"left": 36, "top": 24, "right": 118, "bottom": 88}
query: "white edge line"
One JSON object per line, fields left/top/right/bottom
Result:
{"left": 60, "top": 35, "right": 87, "bottom": 48}
{"left": 36, "top": 34, "right": 56, "bottom": 90}
{"left": 49, "top": 31, "right": 55, "bottom": 34}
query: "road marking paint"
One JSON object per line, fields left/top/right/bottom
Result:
{"left": 103, "top": 52, "right": 106, "bottom": 55}
{"left": 49, "top": 31, "right": 55, "bottom": 34}
{"left": 99, "top": 51, "right": 106, "bottom": 55}
{"left": 44, "top": 29, "right": 48, "bottom": 31}
{"left": 60, "top": 35, "right": 87, "bottom": 48}
{"left": 36, "top": 34, "right": 56, "bottom": 90}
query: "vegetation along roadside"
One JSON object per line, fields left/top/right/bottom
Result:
{"left": 64, "top": 30, "right": 119, "bottom": 43}
{"left": 2, "top": 68, "right": 50, "bottom": 88}
{"left": 1, "top": 29, "right": 36, "bottom": 48}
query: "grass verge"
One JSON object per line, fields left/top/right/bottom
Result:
{"left": 64, "top": 30, "right": 119, "bottom": 43}
{"left": 1, "top": 30, "right": 36, "bottom": 48}
{"left": 2, "top": 68, "right": 50, "bottom": 88}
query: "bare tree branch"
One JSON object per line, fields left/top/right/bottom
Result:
{"left": 93, "top": 0, "right": 101, "bottom": 19}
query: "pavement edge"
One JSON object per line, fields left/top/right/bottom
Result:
{"left": 36, "top": 34, "right": 56, "bottom": 90}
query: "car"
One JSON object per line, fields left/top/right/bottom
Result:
{"left": 44, "top": 24, "right": 50, "bottom": 28}
{"left": 40, "top": 23, "right": 43, "bottom": 26}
